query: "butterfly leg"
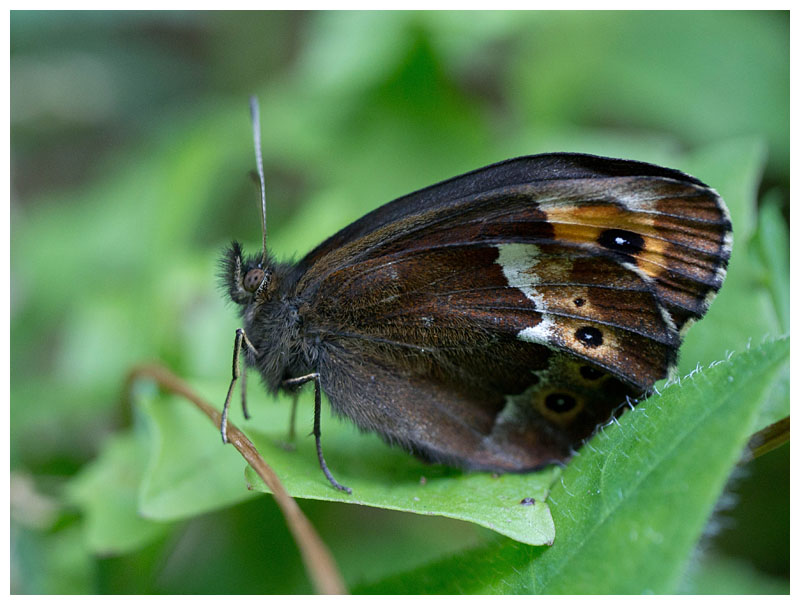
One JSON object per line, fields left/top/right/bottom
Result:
{"left": 276, "top": 393, "right": 299, "bottom": 451}
{"left": 283, "top": 372, "right": 352, "bottom": 494}
{"left": 221, "top": 328, "right": 258, "bottom": 444}
{"left": 240, "top": 362, "right": 250, "bottom": 420}
{"left": 288, "top": 392, "right": 299, "bottom": 441}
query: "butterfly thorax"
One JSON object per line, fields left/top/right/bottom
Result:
{"left": 220, "top": 242, "right": 313, "bottom": 392}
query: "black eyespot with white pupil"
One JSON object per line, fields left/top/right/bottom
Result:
{"left": 243, "top": 268, "right": 265, "bottom": 292}
{"left": 545, "top": 393, "right": 577, "bottom": 413}
{"left": 576, "top": 326, "right": 603, "bottom": 347}
{"left": 598, "top": 228, "right": 645, "bottom": 255}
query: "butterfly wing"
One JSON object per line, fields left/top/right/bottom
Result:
{"left": 297, "top": 152, "right": 715, "bottom": 277}
{"left": 297, "top": 154, "right": 732, "bottom": 470}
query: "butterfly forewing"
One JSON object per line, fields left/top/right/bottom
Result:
{"left": 294, "top": 154, "right": 731, "bottom": 471}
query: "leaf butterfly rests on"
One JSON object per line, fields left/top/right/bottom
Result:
{"left": 220, "top": 97, "right": 732, "bottom": 493}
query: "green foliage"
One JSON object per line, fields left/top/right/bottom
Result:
{"left": 11, "top": 11, "right": 788, "bottom": 594}
{"left": 66, "top": 428, "right": 174, "bottom": 554}
{"left": 360, "top": 338, "right": 788, "bottom": 594}
{"left": 244, "top": 408, "right": 559, "bottom": 546}
{"left": 124, "top": 381, "right": 559, "bottom": 544}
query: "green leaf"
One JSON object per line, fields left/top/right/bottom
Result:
{"left": 135, "top": 377, "right": 557, "bottom": 545}
{"left": 137, "top": 389, "right": 260, "bottom": 521}
{"left": 65, "top": 427, "right": 173, "bottom": 555}
{"left": 358, "top": 338, "right": 789, "bottom": 594}
{"left": 243, "top": 403, "right": 559, "bottom": 546}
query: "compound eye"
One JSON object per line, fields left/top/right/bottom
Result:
{"left": 243, "top": 268, "right": 265, "bottom": 292}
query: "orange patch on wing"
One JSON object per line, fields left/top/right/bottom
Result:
{"left": 543, "top": 204, "right": 669, "bottom": 279}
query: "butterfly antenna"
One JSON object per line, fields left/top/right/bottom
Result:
{"left": 249, "top": 95, "right": 268, "bottom": 268}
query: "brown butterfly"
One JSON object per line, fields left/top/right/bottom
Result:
{"left": 220, "top": 98, "right": 732, "bottom": 493}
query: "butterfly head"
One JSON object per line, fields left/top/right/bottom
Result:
{"left": 221, "top": 240, "right": 278, "bottom": 305}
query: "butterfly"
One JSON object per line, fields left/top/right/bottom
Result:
{"left": 219, "top": 98, "right": 732, "bottom": 493}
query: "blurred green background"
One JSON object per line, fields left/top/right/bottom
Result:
{"left": 11, "top": 11, "right": 788, "bottom": 594}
